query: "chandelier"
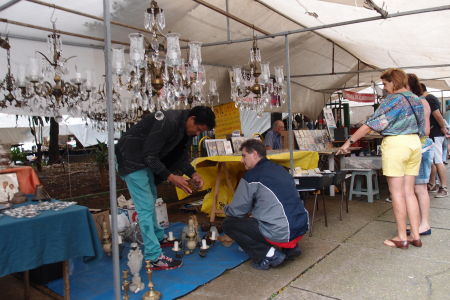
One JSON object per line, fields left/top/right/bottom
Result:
{"left": 112, "top": 0, "right": 218, "bottom": 121}
{"left": 0, "top": 36, "right": 22, "bottom": 108}
{"left": 13, "top": 21, "right": 94, "bottom": 117}
{"left": 231, "top": 35, "right": 286, "bottom": 117}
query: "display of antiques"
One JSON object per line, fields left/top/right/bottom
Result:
{"left": 127, "top": 242, "right": 145, "bottom": 293}
{"left": 181, "top": 215, "right": 201, "bottom": 255}
{"left": 293, "top": 129, "right": 331, "bottom": 151}
{"left": 142, "top": 260, "right": 161, "bottom": 300}
{"left": 0, "top": 201, "right": 76, "bottom": 218}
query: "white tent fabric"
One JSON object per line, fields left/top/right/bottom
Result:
{"left": 1, "top": 0, "right": 449, "bottom": 120}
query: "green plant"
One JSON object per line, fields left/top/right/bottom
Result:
{"left": 10, "top": 146, "right": 27, "bottom": 163}
{"left": 93, "top": 140, "right": 108, "bottom": 167}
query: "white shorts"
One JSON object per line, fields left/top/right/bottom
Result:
{"left": 433, "top": 136, "right": 445, "bottom": 164}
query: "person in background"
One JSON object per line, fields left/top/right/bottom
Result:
{"left": 443, "top": 106, "right": 450, "bottom": 161}
{"left": 116, "top": 106, "right": 215, "bottom": 270}
{"left": 337, "top": 68, "right": 424, "bottom": 249}
{"left": 421, "top": 83, "right": 449, "bottom": 198}
{"left": 407, "top": 74, "right": 432, "bottom": 236}
{"left": 223, "top": 139, "right": 309, "bottom": 270}
{"left": 264, "top": 120, "right": 284, "bottom": 150}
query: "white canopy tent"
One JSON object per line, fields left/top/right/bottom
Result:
{"left": 1, "top": 0, "right": 449, "bottom": 120}
{"left": 1, "top": 1, "right": 450, "bottom": 298}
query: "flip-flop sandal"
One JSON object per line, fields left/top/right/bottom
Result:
{"left": 384, "top": 239, "right": 408, "bottom": 249}
{"left": 408, "top": 239, "right": 422, "bottom": 247}
{"left": 406, "top": 228, "right": 432, "bottom": 236}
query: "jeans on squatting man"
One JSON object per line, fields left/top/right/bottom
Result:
{"left": 115, "top": 106, "right": 216, "bottom": 270}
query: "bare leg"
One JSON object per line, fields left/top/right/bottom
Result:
{"left": 435, "top": 163, "right": 447, "bottom": 188}
{"left": 404, "top": 175, "right": 421, "bottom": 241}
{"left": 414, "top": 184, "right": 431, "bottom": 232}
{"left": 385, "top": 176, "right": 408, "bottom": 246}
{"left": 429, "top": 164, "right": 437, "bottom": 186}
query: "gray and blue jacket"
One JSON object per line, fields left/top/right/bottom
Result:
{"left": 224, "top": 158, "right": 309, "bottom": 243}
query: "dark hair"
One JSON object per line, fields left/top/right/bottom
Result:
{"left": 240, "top": 139, "right": 266, "bottom": 158}
{"left": 407, "top": 73, "right": 423, "bottom": 97}
{"left": 380, "top": 68, "right": 408, "bottom": 91}
{"left": 420, "top": 83, "right": 427, "bottom": 92}
{"left": 188, "top": 106, "right": 216, "bottom": 129}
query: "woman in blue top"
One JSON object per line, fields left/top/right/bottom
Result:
{"left": 337, "top": 68, "right": 425, "bottom": 249}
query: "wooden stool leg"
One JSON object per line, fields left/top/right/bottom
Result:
{"left": 24, "top": 270, "right": 30, "bottom": 300}
{"left": 309, "top": 193, "right": 318, "bottom": 237}
{"left": 63, "top": 261, "right": 70, "bottom": 300}
{"left": 210, "top": 163, "right": 224, "bottom": 223}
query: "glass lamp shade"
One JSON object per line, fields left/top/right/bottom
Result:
{"left": 275, "top": 66, "right": 284, "bottom": 84}
{"left": 17, "top": 64, "right": 27, "bottom": 87}
{"left": 26, "top": 57, "right": 41, "bottom": 82}
{"left": 209, "top": 80, "right": 217, "bottom": 94}
{"left": 85, "top": 70, "right": 94, "bottom": 90}
{"left": 260, "top": 63, "right": 270, "bottom": 84}
{"left": 144, "top": 12, "right": 155, "bottom": 31}
{"left": 166, "top": 33, "right": 182, "bottom": 67}
{"left": 233, "top": 67, "right": 242, "bottom": 85}
{"left": 157, "top": 9, "right": 165, "bottom": 31}
{"left": 188, "top": 41, "right": 202, "bottom": 72}
{"left": 112, "top": 48, "right": 126, "bottom": 75}
{"left": 128, "top": 33, "right": 145, "bottom": 67}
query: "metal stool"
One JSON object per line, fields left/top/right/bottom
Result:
{"left": 348, "top": 169, "right": 380, "bottom": 203}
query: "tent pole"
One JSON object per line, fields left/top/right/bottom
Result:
{"left": 0, "top": 18, "right": 129, "bottom": 46}
{"left": 24, "top": 0, "right": 189, "bottom": 43}
{"left": 225, "top": 0, "right": 231, "bottom": 41}
{"left": 285, "top": 34, "right": 294, "bottom": 174}
{"left": 199, "top": 5, "right": 450, "bottom": 48}
{"left": 102, "top": 0, "right": 120, "bottom": 299}
{"left": 0, "top": 0, "right": 21, "bottom": 12}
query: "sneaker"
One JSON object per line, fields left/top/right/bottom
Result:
{"left": 251, "top": 249, "right": 286, "bottom": 270}
{"left": 282, "top": 245, "right": 302, "bottom": 260}
{"left": 385, "top": 198, "right": 392, "bottom": 203}
{"left": 429, "top": 184, "right": 440, "bottom": 193}
{"left": 151, "top": 254, "right": 182, "bottom": 270}
{"left": 435, "top": 187, "right": 449, "bottom": 198}
{"left": 159, "top": 237, "right": 174, "bottom": 248}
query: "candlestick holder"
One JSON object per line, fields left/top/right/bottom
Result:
{"left": 122, "top": 269, "right": 130, "bottom": 300}
{"left": 198, "top": 239, "right": 209, "bottom": 258}
{"left": 142, "top": 260, "right": 161, "bottom": 300}
{"left": 102, "top": 221, "right": 112, "bottom": 256}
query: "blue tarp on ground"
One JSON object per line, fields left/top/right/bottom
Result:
{"left": 47, "top": 222, "right": 249, "bottom": 300}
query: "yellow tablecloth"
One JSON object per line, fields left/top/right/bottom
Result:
{"left": 177, "top": 151, "right": 319, "bottom": 216}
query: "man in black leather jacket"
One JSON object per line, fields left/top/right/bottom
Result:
{"left": 116, "top": 106, "right": 215, "bottom": 270}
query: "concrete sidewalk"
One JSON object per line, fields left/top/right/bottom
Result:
{"left": 182, "top": 179, "right": 450, "bottom": 300}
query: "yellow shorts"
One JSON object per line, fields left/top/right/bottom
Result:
{"left": 381, "top": 134, "right": 422, "bottom": 177}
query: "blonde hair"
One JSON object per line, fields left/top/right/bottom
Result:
{"left": 380, "top": 68, "right": 408, "bottom": 91}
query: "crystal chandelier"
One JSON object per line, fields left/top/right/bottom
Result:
{"left": 231, "top": 35, "right": 286, "bottom": 117}
{"left": 15, "top": 21, "right": 94, "bottom": 117}
{"left": 0, "top": 36, "right": 23, "bottom": 108}
{"left": 112, "top": 0, "right": 218, "bottom": 121}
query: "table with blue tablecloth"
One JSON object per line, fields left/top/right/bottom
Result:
{"left": 0, "top": 200, "right": 103, "bottom": 299}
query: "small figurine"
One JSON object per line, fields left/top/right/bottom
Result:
{"left": 127, "top": 243, "right": 144, "bottom": 293}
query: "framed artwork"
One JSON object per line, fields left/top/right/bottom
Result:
{"left": 216, "top": 140, "right": 227, "bottom": 156}
{"left": 0, "top": 172, "right": 19, "bottom": 203}
{"left": 231, "top": 137, "right": 247, "bottom": 154}
{"left": 224, "top": 141, "right": 234, "bottom": 154}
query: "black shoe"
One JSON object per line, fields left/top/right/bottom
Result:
{"left": 251, "top": 249, "right": 286, "bottom": 270}
{"left": 150, "top": 254, "right": 182, "bottom": 270}
{"left": 283, "top": 245, "right": 302, "bottom": 260}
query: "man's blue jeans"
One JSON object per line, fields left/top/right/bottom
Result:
{"left": 122, "top": 168, "right": 165, "bottom": 261}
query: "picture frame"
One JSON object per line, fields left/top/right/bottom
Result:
{"left": 0, "top": 172, "right": 19, "bottom": 203}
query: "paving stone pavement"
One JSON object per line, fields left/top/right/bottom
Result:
{"left": 182, "top": 170, "right": 450, "bottom": 300}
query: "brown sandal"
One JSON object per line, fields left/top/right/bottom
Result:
{"left": 408, "top": 239, "right": 422, "bottom": 247}
{"left": 384, "top": 239, "right": 409, "bottom": 249}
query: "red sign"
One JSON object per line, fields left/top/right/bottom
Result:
{"left": 343, "top": 90, "right": 375, "bottom": 103}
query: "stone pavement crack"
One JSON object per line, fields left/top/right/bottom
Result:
{"left": 425, "top": 267, "right": 450, "bottom": 299}
{"left": 290, "top": 286, "right": 342, "bottom": 300}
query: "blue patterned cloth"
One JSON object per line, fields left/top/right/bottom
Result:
{"left": 366, "top": 91, "right": 425, "bottom": 136}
